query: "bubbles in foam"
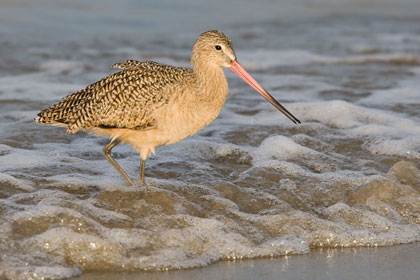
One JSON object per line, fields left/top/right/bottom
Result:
{"left": 364, "top": 137, "right": 420, "bottom": 158}
{"left": 253, "top": 135, "right": 322, "bottom": 162}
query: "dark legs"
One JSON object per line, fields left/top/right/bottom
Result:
{"left": 103, "top": 139, "right": 135, "bottom": 186}
{"left": 103, "top": 139, "right": 147, "bottom": 186}
{"left": 138, "top": 159, "right": 146, "bottom": 185}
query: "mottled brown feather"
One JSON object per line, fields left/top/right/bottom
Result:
{"left": 36, "top": 61, "right": 193, "bottom": 133}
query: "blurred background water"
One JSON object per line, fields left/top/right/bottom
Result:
{"left": 1, "top": 0, "right": 420, "bottom": 279}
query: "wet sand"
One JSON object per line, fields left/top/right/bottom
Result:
{"left": 71, "top": 242, "right": 420, "bottom": 280}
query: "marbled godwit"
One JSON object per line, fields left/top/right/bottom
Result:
{"left": 36, "top": 30, "right": 300, "bottom": 186}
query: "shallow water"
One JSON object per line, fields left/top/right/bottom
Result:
{"left": 70, "top": 243, "right": 420, "bottom": 280}
{"left": 1, "top": 1, "right": 420, "bottom": 279}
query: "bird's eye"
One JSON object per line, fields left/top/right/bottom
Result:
{"left": 215, "top": 45, "right": 222, "bottom": 50}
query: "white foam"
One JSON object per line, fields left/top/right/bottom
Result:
{"left": 364, "top": 136, "right": 420, "bottom": 158}
{"left": 0, "top": 73, "right": 83, "bottom": 101}
{"left": 254, "top": 160, "right": 310, "bottom": 176}
{"left": 359, "top": 78, "right": 420, "bottom": 106}
{"left": 296, "top": 100, "right": 420, "bottom": 132}
{"left": 253, "top": 135, "right": 322, "bottom": 162}
{"left": 320, "top": 202, "right": 420, "bottom": 246}
{"left": 0, "top": 147, "right": 53, "bottom": 169}
{"left": 285, "top": 100, "right": 420, "bottom": 158}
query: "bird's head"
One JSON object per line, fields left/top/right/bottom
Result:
{"left": 192, "top": 30, "right": 236, "bottom": 68}
{"left": 192, "top": 30, "right": 300, "bottom": 124}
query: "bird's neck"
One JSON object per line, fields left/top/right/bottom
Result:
{"left": 187, "top": 58, "right": 229, "bottom": 126}
{"left": 191, "top": 59, "right": 228, "bottom": 101}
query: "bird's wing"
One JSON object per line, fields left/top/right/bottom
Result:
{"left": 112, "top": 60, "right": 147, "bottom": 70}
{"left": 37, "top": 61, "right": 193, "bottom": 133}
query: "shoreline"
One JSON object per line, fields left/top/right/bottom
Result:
{"left": 70, "top": 242, "right": 420, "bottom": 280}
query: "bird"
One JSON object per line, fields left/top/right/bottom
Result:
{"left": 35, "top": 30, "right": 300, "bottom": 186}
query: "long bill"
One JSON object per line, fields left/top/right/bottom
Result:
{"left": 229, "top": 60, "right": 300, "bottom": 124}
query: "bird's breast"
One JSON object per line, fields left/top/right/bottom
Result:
{"left": 156, "top": 86, "right": 228, "bottom": 145}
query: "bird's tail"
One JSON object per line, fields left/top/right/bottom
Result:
{"left": 35, "top": 89, "right": 90, "bottom": 132}
{"left": 35, "top": 109, "right": 62, "bottom": 124}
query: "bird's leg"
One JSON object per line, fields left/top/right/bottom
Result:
{"left": 103, "top": 139, "right": 135, "bottom": 186}
{"left": 138, "top": 158, "right": 146, "bottom": 186}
